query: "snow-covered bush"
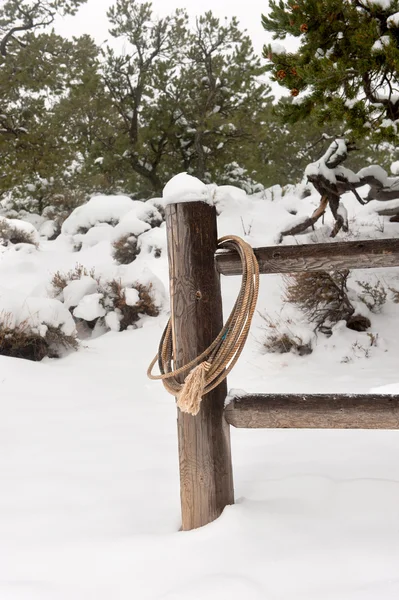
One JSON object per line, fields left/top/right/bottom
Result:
{"left": 99, "top": 279, "right": 160, "bottom": 331}
{"left": 110, "top": 206, "right": 164, "bottom": 264}
{"left": 40, "top": 191, "right": 86, "bottom": 240}
{"left": 50, "top": 266, "right": 161, "bottom": 334}
{"left": 0, "top": 217, "right": 39, "bottom": 248}
{"left": 0, "top": 316, "right": 78, "bottom": 361}
{"left": 138, "top": 227, "right": 165, "bottom": 258}
{"left": 60, "top": 195, "right": 163, "bottom": 255}
{"left": 62, "top": 195, "right": 138, "bottom": 236}
{"left": 0, "top": 291, "right": 78, "bottom": 361}
{"left": 51, "top": 265, "right": 98, "bottom": 297}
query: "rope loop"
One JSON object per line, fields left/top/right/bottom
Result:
{"left": 147, "top": 235, "right": 259, "bottom": 415}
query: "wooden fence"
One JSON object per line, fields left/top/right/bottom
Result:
{"left": 165, "top": 201, "right": 399, "bottom": 531}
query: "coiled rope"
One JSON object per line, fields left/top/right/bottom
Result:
{"left": 147, "top": 235, "right": 259, "bottom": 416}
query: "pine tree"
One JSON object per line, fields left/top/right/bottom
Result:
{"left": 262, "top": 1, "right": 399, "bottom": 141}
{"left": 102, "top": 1, "right": 273, "bottom": 195}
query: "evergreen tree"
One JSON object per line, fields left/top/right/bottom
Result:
{"left": 171, "top": 12, "right": 272, "bottom": 183}
{"left": 262, "top": 1, "right": 399, "bottom": 141}
{"left": 102, "top": 1, "right": 273, "bottom": 195}
{"left": 0, "top": 0, "right": 94, "bottom": 211}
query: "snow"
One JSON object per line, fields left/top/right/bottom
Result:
{"left": 162, "top": 173, "right": 212, "bottom": 205}
{"left": 73, "top": 292, "right": 106, "bottom": 321}
{"left": 62, "top": 277, "right": 98, "bottom": 309}
{"left": 105, "top": 310, "right": 121, "bottom": 332}
{"left": 391, "top": 160, "right": 399, "bottom": 175}
{"left": 0, "top": 287, "right": 75, "bottom": 336}
{"left": 268, "top": 41, "right": 286, "bottom": 55}
{"left": 62, "top": 195, "right": 135, "bottom": 235}
{"left": 357, "top": 164, "right": 389, "bottom": 185}
{"left": 39, "top": 219, "right": 58, "bottom": 240}
{"left": 387, "top": 11, "right": 399, "bottom": 27}
{"left": 3, "top": 182, "right": 399, "bottom": 598}
{"left": 112, "top": 211, "right": 151, "bottom": 240}
{"left": 369, "top": 0, "right": 395, "bottom": 8}
{"left": 371, "top": 35, "right": 390, "bottom": 52}
{"left": 73, "top": 222, "right": 114, "bottom": 249}
{"left": 1, "top": 215, "right": 40, "bottom": 245}
{"left": 124, "top": 287, "right": 140, "bottom": 306}
{"left": 305, "top": 139, "right": 353, "bottom": 185}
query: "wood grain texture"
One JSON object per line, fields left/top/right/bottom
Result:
{"left": 166, "top": 202, "right": 234, "bottom": 531}
{"left": 216, "top": 238, "right": 399, "bottom": 276}
{"left": 225, "top": 394, "right": 399, "bottom": 429}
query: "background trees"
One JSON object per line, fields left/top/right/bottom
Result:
{"left": 2, "top": 0, "right": 399, "bottom": 213}
{"left": 101, "top": 2, "right": 273, "bottom": 195}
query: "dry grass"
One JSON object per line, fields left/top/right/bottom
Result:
{"left": 260, "top": 313, "right": 312, "bottom": 355}
{"left": 264, "top": 331, "right": 312, "bottom": 355}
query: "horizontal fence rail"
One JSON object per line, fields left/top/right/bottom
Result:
{"left": 216, "top": 238, "right": 399, "bottom": 276}
{"left": 225, "top": 394, "right": 399, "bottom": 429}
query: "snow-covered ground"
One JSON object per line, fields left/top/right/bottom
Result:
{"left": 2, "top": 181, "right": 399, "bottom": 599}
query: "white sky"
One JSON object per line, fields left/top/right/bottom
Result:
{"left": 55, "top": 0, "right": 275, "bottom": 55}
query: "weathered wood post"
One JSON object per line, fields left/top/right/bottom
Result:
{"left": 165, "top": 201, "right": 234, "bottom": 530}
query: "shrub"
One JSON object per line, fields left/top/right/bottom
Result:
{"left": 42, "top": 190, "right": 87, "bottom": 239}
{"left": 260, "top": 313, "right": 313, "bottom": 355}
{"left": 50, "top": 264, "right": 97, "bottom": 297}
{"left": 100, "top": 279, "right": 160, "bottom": 331}
{"left": 112, "top": 234, "right": 140, "bottom": 264}
{"left": 356, "top": 279, "right": 387, "bottom": 313}
{"left": 0, "top": 219, "right": 38, "bottom": 247}
{"left": 284, "top": 270, "right": 370, "bottom": 332}
{"left": 50, "top": 267, "right": 160, "bottom": 334}
{"left": 0, "top": 314, "right": 78, "bottom": 361}
{"left": 139, "top": 205, "right": 163, "bottom": 228}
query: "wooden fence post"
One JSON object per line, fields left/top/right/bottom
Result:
{"left": 165, "top": 201, "right": 234, "bottom": 530}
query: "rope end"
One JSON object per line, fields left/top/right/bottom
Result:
{"left": 177, "top": 362, "right": 210, "bottom": 416}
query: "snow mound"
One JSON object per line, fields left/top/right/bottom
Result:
{"left": 139, "top": 226, "right": 167, "bottom": 257}
{"left": 0, "top": 287, "right": 76, "bottom": 336}
{"left": 73, "top": 223, "right": 115, "bottom": 250}
{"left": 62, "top": 195, "right": 135, "bottom": 236}
{"left": 63, "top": 277, "right": 98, "bottom": 310}
{"left": 73, "top": 293, "right": 106, "bottom": 321}
{"left": 0, "top": 215, "right": 40, "bottom": 246}
{"left": 112, "top": 211, "right": 151, "bottom": 241}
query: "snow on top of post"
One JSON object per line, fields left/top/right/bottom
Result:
{"left": 162, "top": 173, "right": 213, "bottom": 206}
